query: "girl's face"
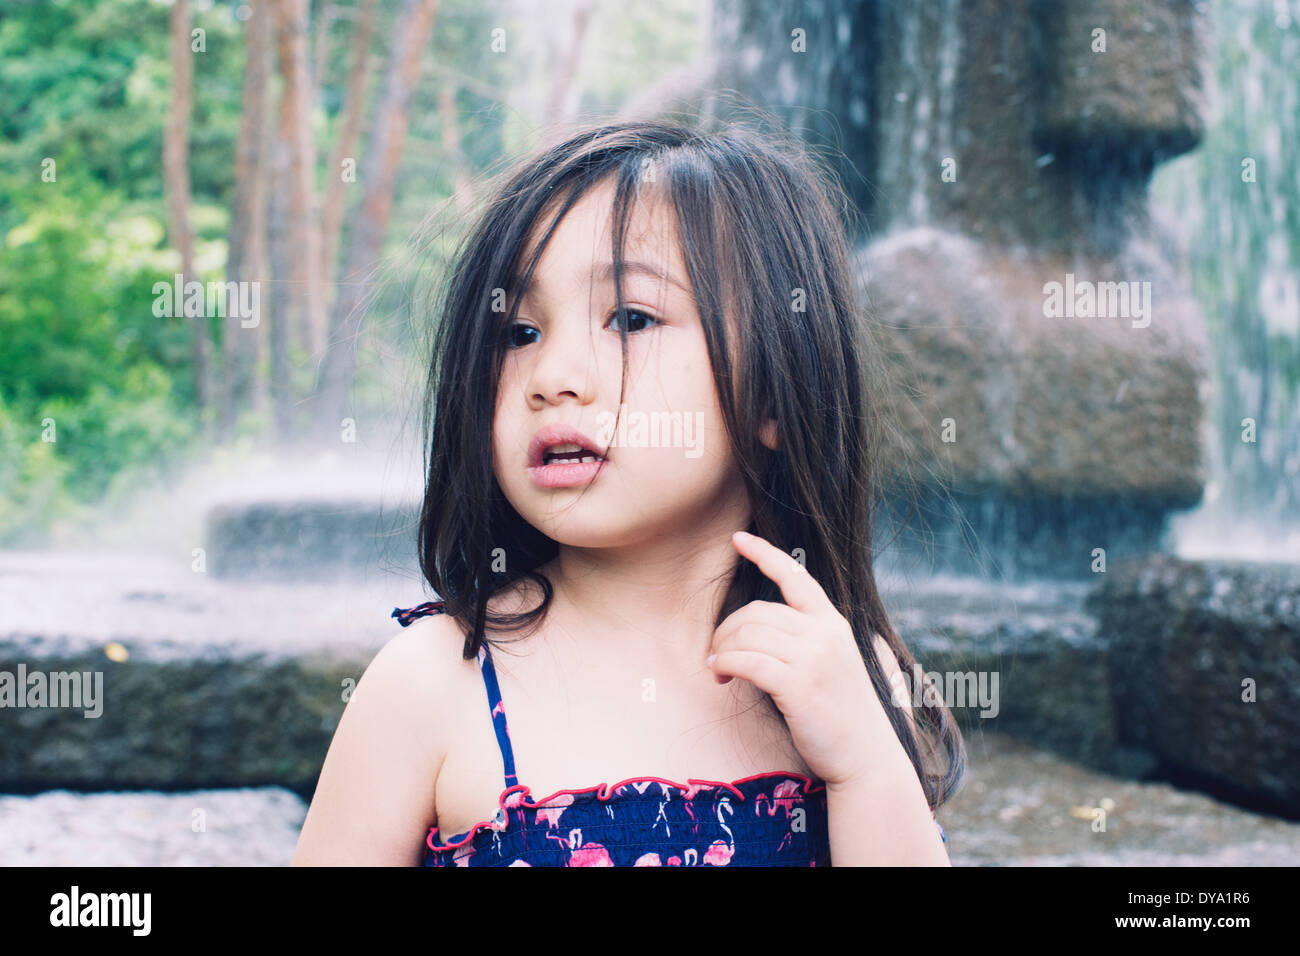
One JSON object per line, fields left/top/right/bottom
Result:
{"left": 492, "top": 177, "right": 754, "bottom": 551}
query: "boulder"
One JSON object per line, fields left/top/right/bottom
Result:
{"left": 864, "top": 227, "right": 1207, "bottom": 577}
{"left": 702, "top": 0, "right": 1212, "bottom": 577}
{"left": 1087, "top": 555, "right": 1300, "bottom": 816}
{"left": 885, "top": 575, "right": 1118, "bottom": 770}
{"left": 205, "top": 498, "right": 418, "bottom": 581}
{"left": 0, "top": 549, "right": 419, "bottom": 793}
{"left": 707, "top": 0, "right": 1207, "bottom": 252}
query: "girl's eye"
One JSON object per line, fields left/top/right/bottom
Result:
{"left": 503, "top": 309, "right": 659, "bottom": 348}
{"left": 503, "top": 322, "right": 540, "bottom": 349}
{"left": 606, "top": 308, "right": 659, "bottom": 334}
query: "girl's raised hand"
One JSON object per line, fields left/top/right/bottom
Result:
{"left": 707, "top": 531, "right": 902, "bottom": 792}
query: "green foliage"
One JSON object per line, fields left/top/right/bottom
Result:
{"left": 42, "top": 361, "right": 194, "bottom": 502}
{"left": 0, "top": 0, "right": 242, "bottom": 543}
{"left": 0, "top": 0, "right": 704, "bottom": 544}
{"left": 0, "top": 395, "right": 76, "bottom": 547}
{"left": 0, "top": 178, "right": 194, "bottom": 544}
{"left": 0, "top": 0, "right": 245, "bottom": 223}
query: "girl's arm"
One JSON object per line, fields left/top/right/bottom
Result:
{"left": 826, "top": 741, "right": 950, "bottom": 866}
{"left": 825, "top": 635, "right": 950, "bottom": 866}
{"left": 291, "top": 620, "right": 450, "bottom": 866}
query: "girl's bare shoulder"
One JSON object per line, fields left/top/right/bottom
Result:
{"left": 375, "top": 609, "right": 482, "bottom": 729}
{"left": 290, "top": 610, "right": 476, "bottom": 866}
{"left": 377, "top": 583, "right": 547, "bottom": 728}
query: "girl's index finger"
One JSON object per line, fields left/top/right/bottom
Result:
{"left": 731, "top": 531, "right": 834, "bottom": 617}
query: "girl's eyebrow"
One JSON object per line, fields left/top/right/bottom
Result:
{"left": 592, "top": 260, "right": 692, "bottom": 296}
{"left": 512, "top": 259, "right": 692, "bottom": 299}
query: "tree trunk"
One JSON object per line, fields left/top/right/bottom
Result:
{"left": 267, "top": 128, "right": 294, "bottom": 446}
{"left": 542, "top": 0, "right": 595, "bottom": 140}
{"left": 164, "top": 0, "right": 209, "bottom": 415}
{"left": 311, "top": 1, "right": 338, "bottom": 108}
{"left": 274, "top": 0, "right": 327, "bottom": 359}
{"left": 267, "top": 29, "right": 295, "bottom": 446}
{"left": 222, "top": 0, "right": 273, "bottom": 441}
{"left": 312, "top": 0, "right": 441, "bottom": 440}
{"left": 251, "top": 36, "right": 280, "bottom": 428}
{"left": 320, "top": 0, "right": 378, "bottom": 304}
{"left": 437, "top": 84, "right": 475, "bottom": 217}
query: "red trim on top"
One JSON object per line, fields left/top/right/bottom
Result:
{"left": 426, "top": 769, "right": 826, "bottom": 854}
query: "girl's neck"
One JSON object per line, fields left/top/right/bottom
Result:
{"left": 539, "top": 530, "right": 740, "bottom": 670}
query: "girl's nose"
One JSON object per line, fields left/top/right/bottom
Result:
{"left": 526, "top": 323, "right": 600, "bottom": 407}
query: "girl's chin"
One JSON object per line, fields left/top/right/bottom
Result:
{"left": 526, "top": 521, "right": 646, "bottom": 550}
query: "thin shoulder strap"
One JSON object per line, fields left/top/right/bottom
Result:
{"left": 476, "top": 641, "right": 520, "bottom": 790}
{"left": 391, "top": 601, "right": 445, "bottom": 627}
{"left": 391, "top": 600, "right": 519, "bottom": 790}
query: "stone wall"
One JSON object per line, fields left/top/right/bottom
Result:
{"left": 688, "top": 0, "right": 1214, "bottom": 576}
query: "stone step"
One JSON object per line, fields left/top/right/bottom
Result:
{"left": 0, "top": 787, "right": 305, "bottom": 866}
{"left": 204, "top": 498, "right": 420, "bottom": 582}
{"left": 1, "top": 551, "right": 1115, "bottom": 794}
{"left": 6, "top": 734, "right": 1299, "bottom": 866}
{"left": 4, "top": 549, "right": 1297, "bottom": 819}
{"left": 0, "top": 549, "right": 422, "bottom": 792}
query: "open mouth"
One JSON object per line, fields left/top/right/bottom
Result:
{"left": 526, "top": 424, "right": 611, "bottom": 487}
{"left": 541, "top": 443, "right": 606, "bottom": 465}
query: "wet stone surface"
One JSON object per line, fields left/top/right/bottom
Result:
{"left": 939, "top": 733, "right": 1300, "bottom": 866}
{"left": 4, "top": 734, "right": 1298, "bottom": 866}
{"left": 0, "top": 787, "right": 307, "bottom": 866}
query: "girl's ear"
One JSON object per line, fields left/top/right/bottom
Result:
{"left": 759, "top": 418, "right": 780, "bottom": 452}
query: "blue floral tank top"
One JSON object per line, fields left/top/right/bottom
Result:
{"left": 393, "top": 600, "right": 945, "bottom": 866}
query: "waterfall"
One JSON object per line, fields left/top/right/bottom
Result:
{"left": 1152, "top": 0, "right": 1300, "bottom": 560}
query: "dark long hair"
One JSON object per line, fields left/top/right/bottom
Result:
{"left": 416, "top": 119, "right": 965, "bottom": 811}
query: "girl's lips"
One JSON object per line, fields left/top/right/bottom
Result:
{"left": 527, "top": 457, "right": 609, "bottom": 488}
{"left": 528, "top": 423, "right": 607, "bottom": 467}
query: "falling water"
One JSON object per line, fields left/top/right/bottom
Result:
{"left": 1152, "top": 0, "right": 1300, "bottom": 561}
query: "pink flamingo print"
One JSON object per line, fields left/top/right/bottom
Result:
{"left": 703, "top": 798, "right": 736, "bottom": 866}
{"left": 703, "top": 840, "right": 735, "bottom": 866}
{"left": 534, "top": 792, "right": 574, "bottom": 828}
{"left": 570, "top": 843, "right": 614, "bottom": 866}
{"left": 451, "top": 843, "right": 475, "bottom": 867}
{"left": 755, "top": 779, "right": 804, "bottom": 818}
{"left": 547, "top": 827, "right": 613, "bottom": 866}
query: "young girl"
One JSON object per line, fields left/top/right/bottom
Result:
{"left": 292, "top": 120, "right": 965, "bottom": 867}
